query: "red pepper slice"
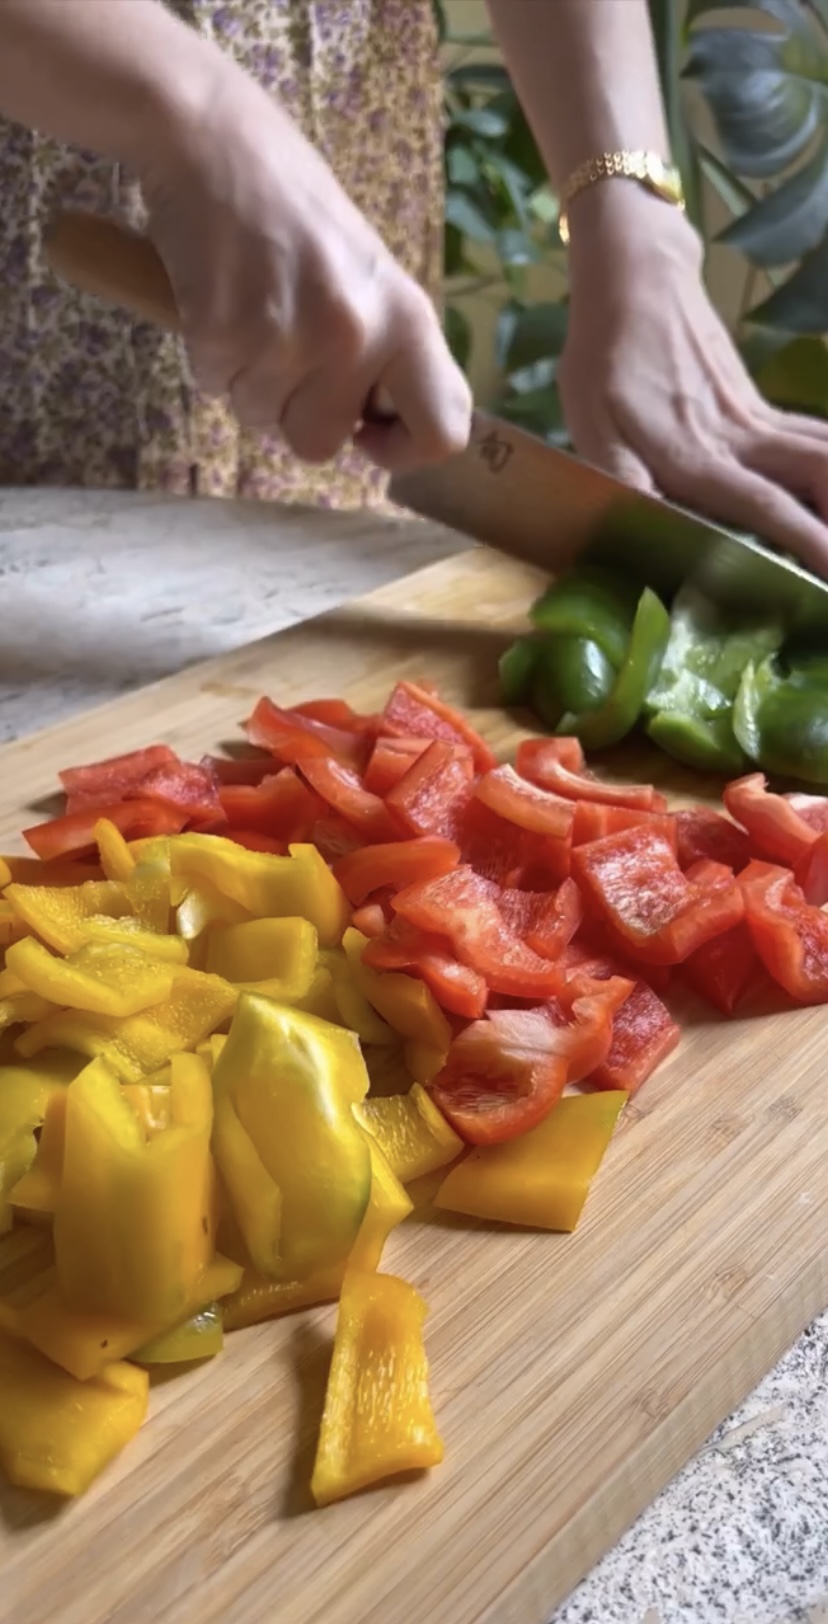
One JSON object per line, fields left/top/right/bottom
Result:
{"left": 516, "top": 737, "right": 586, "bottom": 776}
{"left": 458, "top": 798, "right": 571, "bottom": 888}
{"left": 245, "top": 696, "right": 367, "bottom": 769}
{"left": 334, "top": 836, "right": 461, "bottom": 906}
{"left": 225, "top": 829, "right": 288, "bottom": 854}
{"left": 572, "top": 803, "right": 672, "bottom": 846}
{"left": 307, "top": 815, "right": 366, "bottom": 863}
{"left": 683, "top": 921, "right": 759, "bottom": 1015}
{"left": 674, "top": 806, "right": 752, "bottom": 873}
{"left": 379, "top": 680, "right": 497, "bottom": 773}
{"left": 299, "top": 757, "right": 400, "bottom": 844}
{"left": 292, "top": 697, "right": 378, "bottom": 735}
{"left": 58, "top": 744, "right": 179, "bottom": 803}
{"left": 24, "top": 799, "right": 186, "bottom": 861}
{"left": 201, "top": 753, "right": 274, "bottom": 787}
{"left": 362, "top": 919, "right": 488, "bottom": 1019}
{"left": 587, "top": 980, "right": 680, "bottom": 1093}
{"left": 121, "top": 760, "right": 223, "bottom": 825}
{"left": 386, "top": 740, "right": 475, "bottom": 839}
{"left": 363, "top": 737, "right": 431, "bottom": 797}
{"left": 497, "top": 877, "right": 583, "bottom": 960}
{"left": 430, "top": 990, "right": 624, "bottom": 1144}
{"left": 218, "top": 767, "right": 322, "bottom": 838}
{"left": 723, "top": 773, "right": 828, "bottom": 868}
{"left": 350, "top": 901, "right": 391, "bottom": 939}
{"left": 797, "top": 835, "right": 828, "bottom": 907}
{"left": 474, "top": 765, "right": 574, "bottom": 840}
{"left": 516, "top": 740, "right": 666, "bottom": 811}
{"left": 392, "top": 866, "right": 564, "bottom": 998}
{"left": 571, "top": 824, "right": 744, "bottom": 965}
{"left": 741, "top": 862, "right": 828, "bottom": 1003}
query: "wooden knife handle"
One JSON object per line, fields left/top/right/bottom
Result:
{"left": 45, "top": 210, "right": 180, "bottom": 331}
{"left": 45, "top": 208, "right": 396, "bottom": 424}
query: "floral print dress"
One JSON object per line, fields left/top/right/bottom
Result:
{"left": 0, "top": 0, "right": 444, "bottom": 507}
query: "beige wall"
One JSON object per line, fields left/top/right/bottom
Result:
{"left": 442, "top": 0, "right": 746, "bottom": 400}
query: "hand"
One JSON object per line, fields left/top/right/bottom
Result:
{"left": 138, "top": 57, "right": 471, "bottom": 471}
{"left": 559, "top": 184, "right": 828, "bottom": 577}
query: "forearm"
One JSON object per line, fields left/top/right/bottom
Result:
{"left": 0, "top": 0, "right": 225, "bottom": 168}
{"left": 485, "top": 0, "right": 670, "bottom": 189}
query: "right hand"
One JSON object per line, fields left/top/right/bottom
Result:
{"left": 138, "top": 54, "right": 471, "bottom": 472}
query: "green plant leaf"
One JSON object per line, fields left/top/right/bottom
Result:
{"left": 451, "top": 105, "right": 510, "bottom": 140}
{"left": 447, "top": 63, "right": 511, "bottom": 90}
{"left": 443, "top": 221, "right": 475, "bottom": 277}
{"left": 717, "top": 134, "right": 828, "bottom": 264}
{"left": 497, "top": 384, "right": 571, "bottom": 446}
{"left": 697, "top": 143, "right": 756, "bottom": 219}
{"left": 749, "top": 234, "right": 828, "bottom": 330}
{"left": 444, "top": 189, "right": 497, "bottom": 243}
{"left": 754, "top": 332, "right": 828, "bottom": 414}
{"left": 496, "top": 227, "right": 541, "bottom": 266}
{"left": 446, "top": 144, "right": 479, "bottom": 188}
{"left": 648, "top": 0, "right": 705, "bottom": 227}
{"left": 506, "top": 359, "right": 557, "bottom": 394}
{"left": 739, "top": 325, "right": 791, "bottom": 378}
{"left": 444, "top": 305, "right": 473, "bottom": 372}
{"left": 685, "top": 6, "right": 825, "bottom": 179}
{"left": 499, "top": 301, "right": 569, "bottom": 373}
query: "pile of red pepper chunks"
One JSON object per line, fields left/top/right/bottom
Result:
{"left": 23, "top": 678, "right": 828, "bottom": 1146}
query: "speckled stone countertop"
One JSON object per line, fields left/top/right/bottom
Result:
{"left": 2, "top": 487, "right": 828, "bottom": 1624}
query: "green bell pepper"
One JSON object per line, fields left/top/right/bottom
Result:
{"left": 531, "top": 636, "right": 616, "bottom": 731}
{"left": 733, "top": 653, "right": 828, "bottom": 784}
{"left": 557, "top": 586, "right": 671, "bottom": 749}
{"left": 529, "top": 566, "right": 640, "bottom": 667}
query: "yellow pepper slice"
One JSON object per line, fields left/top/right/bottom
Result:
{"left": 54, "top": 1054, "right": 218, "bottom": 1324}
{"left": 311, "top": 1271, "right": 443, "bottom": 1506}
{"left": 403, "top": 1040, "right": 449, "bottom": 1086}
{"left": 0, "top": 989, "right": 59, "bottom": 1033}
{"left": 0, "top": 1054, "right": 76, "bottom": 1232}
{"left": 435, "top": 1091, "right": 628, "bottom": 1231}
{"left": 94, "top": 818, "right": 136, "bottom": 883}
{"left": 133, "top": 1302, "right": 223, "bottom": 1365}
{"left": 4, "top": 880, "right": 132, "bottom": 954}
{"left": 16, "top": 968, "right": 237, "bottom": 1080}
{"left": 0, "top": 1329, "right": 148, "bottom": 1496}
{"left": 6, "top": 937, "right": 178, "bottom": 1018}
{"left": 206, "top": 916, "right": 318, "bottom": 1001}
{"left": 126, "top": 848, "right": 172, "bottom": 933}
{"left": 8, "top": 1089, "right": 68, "bottom": 1221}
{"left": 321, "top": 949, "right": 396, "bottom": 1046}
{"left": 349, "top": 1140, "right": 413, "bottom": 1273}
{"left": 290, "top": 965, "right": 340, "bottom": 1024}
{"left": 212, "top": 1091, "right": 282, "bottom": 1277}
{"left": 358, "top": 1085, "right": 463, "bottom": 1185}
{"left": 212, "top": 995, "right": 371, "bottom": 1280}
{"left": 176, "top": 880, "right": 251, "bottom": 940}
{"left": 222, "top": 1266, "right": 344, "bottom": 1332}
{"left": 170, "top": 835, "right": 349, "bottom": 946}
{"left": 343, "top": 928, "right": 452, "bottom": 1052}
{"left": 120, "top": 1079, "right": 171, "bottom": 1137}
{"left": 0, "top": 901, "right": 24, "bottom": 948}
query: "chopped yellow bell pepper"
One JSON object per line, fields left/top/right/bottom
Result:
{"left": 310, "top": 1270, "right": 443, "bottom": 1506}
{"left": 0, "top": 1224, "right": 53, "bottom": 1301}
{"left": 435, "top": 1091, "right": 628, "bottom": 1231}
{"left": 8, "top": 1089, "right": 67, "bottom": 1221}
{"left": 0, "top": 1053, "right": 76, "bottom": 1231}
{"left": 0, "top": 989, "right": 58, "bottom": 1034}
{"left": 321, "top": 949, "right": 397, "bottom": 1046}
{"left": 403, "top": 1040, "right": 450, "bottom": 1086}
{"left": 6, "top": 937, "right": 178, "bottom": 1018}
{"left": 4, "top": 879, "right": 132, "bottom": 954}
{"left": 206, "top": 916, "right": 318, "bottom": 1001}
{"left": 16, "top": 968, "right": 237, "bottom": 1080}
{"left": 222, "top": 1265, "right": 344, "bottom": 1332}
{"left": 0, "top": 1328, "right": 148, "bottom": 1496}
{"left": 349, "top": 1140, "right": 413, "bottom": 1273}
{"left": 170, "top": 835, "right": 349, "bottom": 946}
{"left": 342, "top": 928, "right": 453, "bottom": 1052}
{"left": 290, "top": 965, "right": 340, "bottom": 1023}
{"left": 0, "top": 857, "right": 11, "bottom": 888}
{"left": 80, "top": 917, "right": 189, "bottom": 963}
{"left": 94, "top": 818, "right": 136, "bottom": 883}
{"left": 0, "top": 901, "right": 24, "bottom": 948}
{"left": 126, "top": 847, "right": 172, "bottom": 933}
{"left": 176, "top": 880, "right": 251, "bottom": 940}
{"left": 212, "top": 1091, "right": 282, "bottom": 1277}
{"left": 133, "top": 1302, "right": 223, "bottom": 1365}
{"left": 120, "top": 1079, "right": 171, "bottom": 1137}
{"left": 54, "top": 1054, "right": 218, "bottom": 1325}
{"left": 212, "top": 995, "right": 371, "bottom": 1280}
{"left": 358, "top": 1086, "right": 463, "bottom": 1185}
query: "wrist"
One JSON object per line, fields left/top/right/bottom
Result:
{"left": 564, "top": 180, "right": 703, "bottom": 276}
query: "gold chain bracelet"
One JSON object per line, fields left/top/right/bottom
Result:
{"left": 558, "top": 150, "right": 685, "bottom": 245}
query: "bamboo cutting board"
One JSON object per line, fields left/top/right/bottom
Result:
{"left": 2, "top": 543, "right": 827, "bottom": 1624}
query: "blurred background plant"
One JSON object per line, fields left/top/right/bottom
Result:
{"left": 434, "top": 0, "right": 828, "bottom": 444}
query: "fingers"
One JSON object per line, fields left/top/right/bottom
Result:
{"left": 648, "top": 452, "right": 828, "bottom": 577}
{"left": 588, "top": 441, "right": 657, "bottom": 495}
{"left": 356, "top": 308, "right": 472, "bottom": 474}
{"left": 738, "top": 429, "right": 828, "bottom": 519}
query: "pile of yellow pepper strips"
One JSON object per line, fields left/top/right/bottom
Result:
{"left": 0, "top": 815, "right": 624, "bottom": 1504}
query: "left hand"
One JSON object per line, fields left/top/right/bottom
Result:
{"left": 559, "top": 184, "right": 828, "bottom": 578}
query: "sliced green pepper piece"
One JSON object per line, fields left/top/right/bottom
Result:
{"left": 529, "top": 567, "right": 639, "bottom": 668}
{"left": 647, "top": 710, "right": 747, "bottom": 776}
{"left": 557, "top": 587, "right": 670, "bottom": 750}
{"left": 646, "top": 586, "right": 783, "bottom": 718}
{"left": 498, "top": 636, "right": 540, "bottom": 707}
{"left": 733, "top": 656, "right": 828, "bottom": 784}
{"left": 532, "top": 636, "right": 616, "bottom": 730}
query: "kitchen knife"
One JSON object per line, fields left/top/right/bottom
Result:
{"left": 46, "top": 210, "right": 828, "bottom": 635}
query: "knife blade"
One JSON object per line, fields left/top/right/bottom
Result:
{"left": 390, "top": 411, "right": 828, "bottom": 637}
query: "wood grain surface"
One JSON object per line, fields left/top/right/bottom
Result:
{"left": 2, "top": 544, "right": 827, "bottom": 1624}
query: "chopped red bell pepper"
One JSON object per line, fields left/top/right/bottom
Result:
{"left": 516, "top": 740, "right": 667, "bottom": 811}
{"left": 362, "top": 918, "right": 488, "bottom": 1019}
{"left": 497, "top": 877, "right": 582, "bottom": 961}
{"left": 674, "top": 806, "right": 752, "bottom": 873}
{"left": 723, "top": 773, "right": 828, "bottom": 868}
{"left": 379, "top": 680, "right": 497, "bottom": 773}
{"left": 474, "top": 765, "right": 574, "bottom": 840}
{"left": 121, "top": 760, "right": 223, "bottom": 825}
{"left": 587, "top": 980, "right": 680, "bottom": 1093}
{"left": 58, "top": 743, "right": 179, "bottom": 803}
{"left": 334, "top": 836, "right": 461, "bottom": 906}
{"left": 516, "top": 737, "right": 586, "bottom": 776}
{"left": 559, "top": 928, "right": 673, "bottom": 997}
{"left": 350, "top": 901, "right": 391, "bottom": 939}
{"left": 741, "top": 862, "right": 828, "bottom": 1003}
{"left": 392, "top": 866, "right": 564, "bottom": 998}
{"left": 298, "top": 757, "right": 400, "bottom": 844}
{"left": 24, "top": 798, "right": 186, "bottom": 861}
{"left": 363, "top": 737, "right": 431, "bottom": 797}
{"left": 245, "top": 696, "right": 367, "bottom": 769}
{"left": 201, "top": 752, "right": 274, "bottom": 786}
{"left": 386, "top": 740, "right": 475, "bottom": 839}
{"left": 571, "top": 802, "right": 673, "bottom": 846}
{"left": 224, "top": 828, "right": 288, "bottom": 854}
{"left": 306, "top": 815, "right": 365, "bottom": 863}
{"left": 571, "top": 824, "right": 744, "bottom": 965}
{"left": 683, "top": 921, "right": 759, "bottom": 1015}
{"left": 218, "top": 766, "right": 322, "bottom": 839}
{"left": 292, "top": 697, "right": 378, "bottom": 735}
{"left": 797, "top": 835, "right": 828, "bottom": 907}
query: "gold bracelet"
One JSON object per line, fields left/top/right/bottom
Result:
{"left": 558, "top": 150, "right": 685, "bottom": 245}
